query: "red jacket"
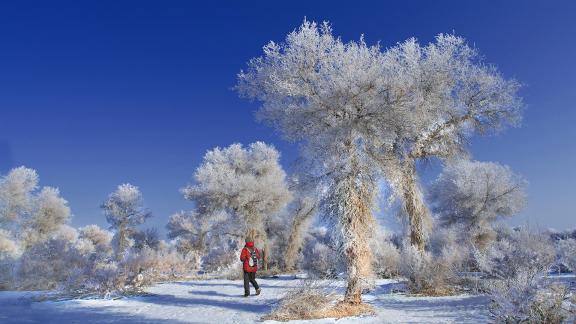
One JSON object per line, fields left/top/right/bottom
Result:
{"left": 240, "top": 243, "right": 260, "bottom": 273}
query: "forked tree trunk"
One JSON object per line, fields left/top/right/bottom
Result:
{"left": 399, "top": 160, "right": 432, "bottom": 252}
{"left": 283, "top": 198, "right": 316, "bottom": 271}
{"left": 337, "top": 173, "right": 375, "bottom": 304}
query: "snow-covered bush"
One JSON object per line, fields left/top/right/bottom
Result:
{"left": 556, "top": 238, "right": 576, "bottom": 273}
{"left": 476, "top": 227, "right": 555, "bottom": 280}
{"left": 263, "top": 280, "right": 338, "bottom": 321}
{"left": 303, "top": 241, "right": 339, "bottom": 279}
{"left": 120, "top": 244, "right": 189, "bottom": 288}
{"left": 302, "top": 227, "right": 343, "bottom": 279}
{"left": 398, "top": 224, "right": 469, "bottom": 295}
{"left": 475, "top": 227, "right": 567, "bottom": 322}
{"left": 16, "top": 226, "right": 81, "bottom": 290}
{"left": 399, "top": 245, "right": 461, "bottom": 296}
{"left": 488, "top": 276, "right": 572, "bottom": 323}
{"left": 0, "top": 229, "right": 19, "bottom": 289}
{"left": 371, "top": 228, "right": 400, "bottom": 278}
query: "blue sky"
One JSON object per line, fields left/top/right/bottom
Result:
{"left": 0, "top": 1, "right": 575, "bottom": 234}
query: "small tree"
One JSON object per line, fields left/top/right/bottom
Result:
{"left": 101, "top": 184, "right": 151, "bottom": 261}
{"left": 182, "top": 142, "right": 292, "bottom": 270}
{"left": 167, "top": 211, "right": 208, "bottom": 254}
{"left": 0, "top": 167, "right": 39, "bottom": 228}
{"left": 21, "top": 187, "right": 72, "bottom": 249}
{"left": 430, "top": 160, "right": 527, "bottom": 249}
{"left": 0, "top": 167, "right": 71, "bottom": 254}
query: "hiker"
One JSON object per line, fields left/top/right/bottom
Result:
{"left": 240, "top": 239, "right": 261, "bottom": 297}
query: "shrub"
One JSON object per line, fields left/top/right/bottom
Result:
{"left": 263, "top": 280, "right": 337, "bottom": 321}
{"left": 371, "top": 229, "right": 400, "bottom": 278}
{"left": 477, "top": 227, "right": 569, "bottom": 322}
{"left": 556, "top": 238, "right": 576, "bottom": 273}
{"left": 399, "top": 245, "right": 461, "bottom": 296}
{"left": 398, "top": 225, "right": 468, "bottom": 295}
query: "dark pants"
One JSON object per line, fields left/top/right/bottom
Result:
{"left": 243, "top": 271, "right": 259, "bottom": 295}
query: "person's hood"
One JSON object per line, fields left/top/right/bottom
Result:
{"left": 245, "top": 241, "right": 254, "bottom": 248}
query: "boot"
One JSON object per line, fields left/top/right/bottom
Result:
{"left": 255, "top": 288, "right": 261, "bottom": 296}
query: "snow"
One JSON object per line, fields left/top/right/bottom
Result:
{"left": 0, "top": 276, "right": 490, "bottom": 323}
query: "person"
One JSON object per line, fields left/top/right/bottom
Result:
{"left": 240, "top": 238, "right": 261, "bottom": 297}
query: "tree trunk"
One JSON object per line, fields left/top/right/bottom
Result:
{"left": 116, "top": 222, "right": 128, "bottom": 262}
{"left": 283, "top": 198, "right": 316, "bottom": 271}
{"left": 262, "top": 242, "right": 269, "bottom": 271}
{"left": 337, "top": 173, "right": 375, "bottom": 304}
{"left": 399, "top": 160, "right": 432, "bottom": 252}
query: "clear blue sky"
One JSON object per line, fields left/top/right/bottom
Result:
{"left": 1, "top": 1, "right": 574, "bottom": 234}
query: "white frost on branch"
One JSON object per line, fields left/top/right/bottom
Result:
{"left": 101, "top": 183, "right": 151, "bottom": 261}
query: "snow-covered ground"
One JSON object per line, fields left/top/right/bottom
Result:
{"left": 0, "top": 276, "right": 490, "bottom": 324}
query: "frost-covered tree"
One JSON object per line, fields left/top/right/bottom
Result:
{"left": 0, "top": 167, "right": 38, "bottom": 226}
{"left": 21, "top": 187, "right": 72, "bottom": 249}
{"left": 167, "top": 211, "right": 210, "bottom": 254}
{"left": 78, "top": 224, "right": 113, "bottom": 254}
{"left": 132, "top": 228, "right": 160, "bottom": 251}
{"left": 237, "top": 20, "right": 522, "bottom": 268}
{"left": 237, "top": 20, "right": 394, "bottom": 303}
{"left": 0, "top": 167, "right": 71, "bottom": 250}
{"left": 283, "top": 196, "right": 317, "bottom": 271}
{"left": 0, "top": 167, "right": 74, "bottom": 289}
{"left": 430, "top": 160, "right": 527, "bottom": 249}
{"left": 182, "top": 142, "right": 292, "bottom": 270}
{"left": 101, "top": 184, "right": 151, "bottom": 261}
{"left": 237, "top": 20, "right": 521, "bottom": 302}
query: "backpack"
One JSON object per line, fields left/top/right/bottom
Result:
{"left": 248, "top": 249, "right": 258, "bottom": 267}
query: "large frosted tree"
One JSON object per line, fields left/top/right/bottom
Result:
{"left": 182, "top": 142, "right": 292, "bottom": 270}
{"left": 237, "top": 20, "right": 522, "bottom": 303}
{"left": 101, "top": 184, "right": 151, "bottom": 261}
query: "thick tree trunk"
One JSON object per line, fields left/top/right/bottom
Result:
{"left": 338, "top": 174, "right": 375, "bottom": 304}
{"left": 399, "top": 160, "right": 432, "bottom": 252}
{"left": 283, "top": 198, "right": 316, "bottom": 271}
